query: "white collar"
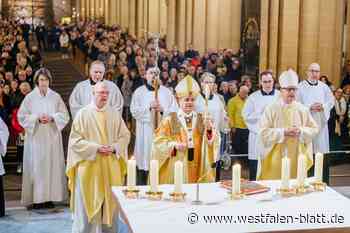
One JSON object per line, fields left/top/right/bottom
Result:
{"left": 89, "top": 101, "right": 108, "bottom": 112}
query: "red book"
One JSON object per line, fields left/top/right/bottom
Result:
{"left": 220, "top": 180, "right": 270, "bottom": 195}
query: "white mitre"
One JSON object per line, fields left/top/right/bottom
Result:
{"left": 279, "top": 69, "right": 299, "bottom": 88}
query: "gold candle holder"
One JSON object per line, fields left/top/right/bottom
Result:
{"left": 293, "top": 185, "right": 312, "bottom": 195}
{"left": 230, "top": 191, "right": 245, "bottom": 200}
{"left": 145, "top": 191, "right": 163, "bottom": 200}
{"left": 276, "top": 187, "right": 297, "bottom": 197}
{"left": 169, "top": 192, "right": 186, "bottom": 202}
{"left": 310, "top": 181, "right": 326, "bottom": 192}
{"left": 122, "top": 188, "right": 140, "bottom": 199}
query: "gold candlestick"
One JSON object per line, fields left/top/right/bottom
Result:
{"left": 169, "top": 192, "right": 186, "bottom": 202}
{"left": 310, "top": 181, "right": 326, "bottom": 192}
{"left": 145, "top": 191, "right": 163, "bottom": 201}
{"left": 230, "top": 191, "right": 245, "bottom": 200}
{"left": 276, "top": 187, "right": 297, "bottom": 197}
{"left": 122, "top": 187, "right": 140, "bottom": 199}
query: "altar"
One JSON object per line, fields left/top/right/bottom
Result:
{"left": 112, "top": 179, "right": 350, "bottom": 233}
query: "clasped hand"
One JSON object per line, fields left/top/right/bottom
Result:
{"left": 284, "top": 127, "right": 301, "bottom": 137}
{"left": 98, "top": 145, "right": 114, "bottom": 156}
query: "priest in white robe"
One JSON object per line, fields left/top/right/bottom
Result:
{"left": 67, "top": 81, "right": 130, "bottom": 233}
{"left": 18, "top": 68, "right": 70, "bottom": 209}
{"left": 297, "top": 63, "right": 335, "bottom": 183}
{"left": 0, "top": 118, "right": 9, "bottom": 217}
{"left": 257, "top": 69, "right": 318, "bottom": 180}
{"left": 69, "top": 60, "right": 124, "bottom": 119}
{"left": 297, "top": 63, "right": 334, "bottom": 154}
{"left": 195, "top": 72, "right": 228, "bottom": 180}
{"left": 242, "top": 70, "right": 280, "bottom": 180}
{"left": 130, "top": 67, "right": 176, "bottom": 185}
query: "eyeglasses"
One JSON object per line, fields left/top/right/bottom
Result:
{"left": 309, "top": 70, "right": 320, "bottom": 73}
{"left": 282, "top": 87, "right": 298, "bottom": 92}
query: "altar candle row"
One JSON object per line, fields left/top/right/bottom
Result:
{"left": 281, "top": 153, "right": 324, "bottom": 189}
{"left": 127, "top": 159, "right": 183, "bottom": 193}
{"left": 126, "top": 153, "right": 324, "bottom": 193}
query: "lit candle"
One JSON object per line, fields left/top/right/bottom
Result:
{"left": 315, "top": 153, "right": 324, "bottom": 183}
{"left": 297, "top": 155, "right": 307, "bottom": 187}
{"left": 150, "top": 160, "right": 159, "bottom": 192}
{"left": 281, "top": 156, "right": 290, "bottom": 189}
{"left": 232, "top": 164, "right": 241, "bottom": 195}
{"left": 174, "top": 161, "right": 183, "bottom": 193}
{"left": 127, "top": 158, "right": 136, "bottom": 189}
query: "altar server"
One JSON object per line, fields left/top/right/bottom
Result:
{"left": 242, "top": 70, "right": 280, "bottom": 180}
{"left": 69, "top": 60, "right": 123, "bottom": 118}
{"left": 18, "top": 68, "right": 70, "bottom": 209}
{"left": 130, "top": 67, "right": 176, "bottom": 185}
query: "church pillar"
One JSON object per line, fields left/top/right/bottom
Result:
{"left": 129, "top": 0, "right": 136, "bottom": 36}
{"left": 206, "top": 0, "right": 219, "bottom": 50}
{"left": 185, "top": 0, "right": 193, "bottom": 48}
{"left": 231, "top": 0, "right": 242, "bottom": 53}
{"left": 278, "top": 0, "right": 301, "bottom": 73}
{"left": 176, "top": 0, "right": 186, "bottom": 51}
{"left": 166, "top": 0, "right": 176, "bottom": 48}
{"left": 136, "top": 0, "right": 144, "bottom": 38}
{"left": 298, "top": 0, "right": 320, "bottom": 76}
{"left": 192, "top": 0, "right": 206, "bottom": 53}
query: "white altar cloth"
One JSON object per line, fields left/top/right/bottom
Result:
{"left": 112, "top": 179, "right": 350, "bottom": 233}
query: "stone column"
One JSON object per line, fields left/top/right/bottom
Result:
{"left": 121, "top": 0, "right": 129, "bottom": 29}
{"left": 129, "top": 0, "right": 136, "bottom": 36}
{"left": 318, "top": 0, "right": 337, "bottom": 82}
{"left": 206, "top": 0, "right": 219, "bottom": 50}
{"left": 143, "top": 0, "right": 149, "bottom": 34}
{"left": 298, "top": 0, "right": 320, "bottom": 76}
{"left": 231, "top": 0, "right": 242, "bottom": 53}
{"left": 278, "top": 0, "right": 301, "bottom": 73}
{"left": 159, "top": 0, "right": 167, "bottom": 36}
{"left": 136, "top": 0, "right": 144, "bottom": 38}
{"left": 268, "top": 0, "right": 280, "bottom": 73}
{"left": 148, "top": 0, "right": 160, "bottom": 33}
{"left": 176, "top": 0, "right": 186, "bottom": 51}
{"left": 192, "top": 0, "right": 206, "bottom": 53}
{"left": 80, "top": 0, "right": 86, "bottom": 19}
{"left": 185, "top": 0, "right": 193, "bottom": 47}
{"left": 259, "top": 0, "right": 269, "bottom": 72}
{"left": 332, "top": 0, "right": 345, "bottom": 87}
{"left": 166, "top": 0, "right": 176, "bottom": 48}
{"left": 104, "top": 0, "right": 110, "bottom": 25}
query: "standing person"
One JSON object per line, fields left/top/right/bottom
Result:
{"left": 227, "top": 85, "right": 250, "bottom": 156}
{"left": 0, "top": 118, "right": 9, "bottom": 217}
{"left": 130, "top": 67, "right": 176, "bottom": 185}
{"left": 242, "top": 70, "right": 280, "bottom": 180}
{"left": 59, "top": 30, "right": 70, "bottom": 59}
{"left": 195, "top": 72, "right": 228, "bottom": 181}
{"left": 18, "top": 68, "right": 70, "bottom": 209}
{"left": 297, "top": 63, "right": 335, "bottom": 183}
{"left": 258, "top": 69, "right": 318, "bottom": 180}
{"left": 67, "top": 81, "right": 130, "bottom": 233}
{"left": 69, "top": 60, "right": 124, "bottom": 119}
{"left": 152, "top": 75, "right": 220, "bottom": 183}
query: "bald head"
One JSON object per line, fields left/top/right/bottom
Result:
{"left": 93, "top": 81, "right": 109, "bottom": 109}
{"left": 307, "top": 63, "right": 321, "bottom": 81}
{"left": 238, "top": 85, "right": 249, "bottom": 99}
